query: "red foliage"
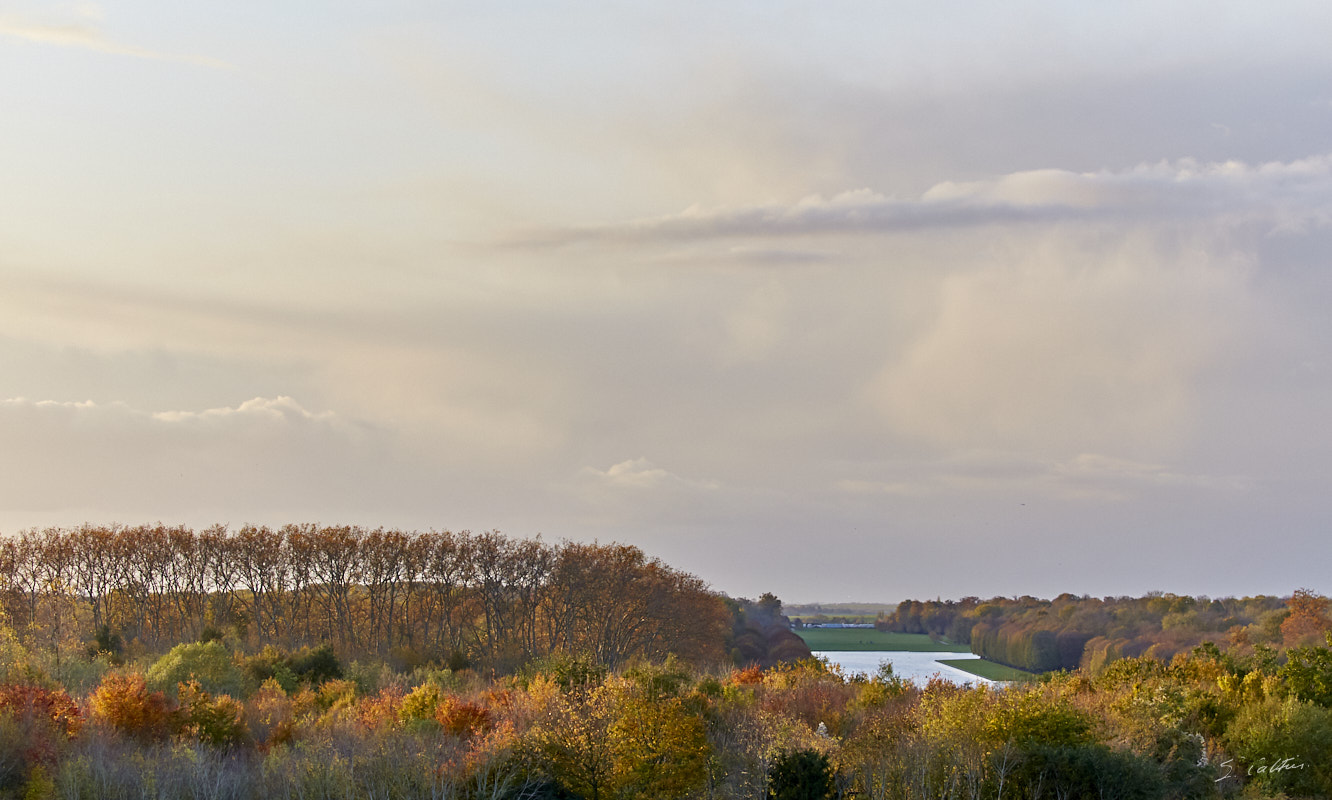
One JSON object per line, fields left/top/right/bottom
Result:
{"left": 0, "top": 684, "right": 82, "bottom": 777}
{"left": 731, "top": 666, "right": 765, "bottom": 685}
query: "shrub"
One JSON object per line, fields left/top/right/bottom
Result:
{"left": 1224, "top": 696, "right": 1332, "bottom": 797}
{"left": 399, "top": 683, "right": 445, "bottom": 728}
{"left": 768, "top": 748, "right": 835, "bottom": 800}
{"left": 147, "top": 641, "right": 247, "bottom": 698}
{"left": 88, "top": 673, "right": 177, "bottom": 742}
{"left": 240, "top": 645, "right": 299, "bottom": 694}
{"left": 0, "top": 685, "right": 82, "bottom": 793}
{"left": 85, "top": 624, "right": 123, "bottom": 664}
{"left": 0, "top": 685, "right": 81, "bottom": 742}
{"left": 289, "top": 644, "right": 343, "bottom": 685}
{"left": 436, "top": 697, "right": 491, "bottom": 738}
{"left": 246, "top": 679, "right": 296, "bottom": 747}
{"left": 178, "top": 680, "right": 248, "bottom": 748}
{"left": 316, "top": 679, "right": 358, "bottom": 715}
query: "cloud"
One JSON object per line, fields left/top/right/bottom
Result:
{"left": 0, "top": 396, "right": 377, "bottom": 518}
{"left": 508, "top": 155, "right": 1332, "bottom": 246}
{"left": 0, "top": 7, "right": 233, "bottom": 70}
{"left": 869, "top": 230, "right": 1251, "bottom": 454}
{"left": 834, "top": 450, "right": 1243, "bottom": 503}
{"left": 582, "top": 458, "right": 719, "bottom": 491}
{"left": 149, "top": 396, "right": 337, "bottom": 425}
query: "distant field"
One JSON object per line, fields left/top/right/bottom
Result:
{"left": 796, "top": 628, "right": 971, "bottom": 653}
{"left": 786, "top": 602, "right": 897, "bottom": 618}
{"left": 938, "top": 658, "right": 1035, "bottom": 682}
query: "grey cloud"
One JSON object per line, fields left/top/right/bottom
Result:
{"left": 507, "top": 156, "right": 1332, "bottom": 246}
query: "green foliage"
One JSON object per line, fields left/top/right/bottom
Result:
{"left": 623, "top": 655, "right": 691, "bottom": 701}
{"left": 239, "top": 645, "right": 299, "bottom": 694}
{"left": 146, "top": 641, "right": 247, "bottom": 698}
{"left": 768, "top": 748, "right": 834, "bottom": 800}
{"left": 288, "top": 643, "right": 343, "bottom": 685}
{"left": 1010, "top": 744, "right": 1166, "bottom": 800}
{"left": 1278, "top": 635, "right": 1332, "bottom": 707}
{"left": 176, "top": 680, "right": 247, "bottom": 747}
{"left": 1223, "top": 696, "right": 1332, "bottom": 797}
{"left": 986, "top": 689, "right": 1094, "bottom": 748}
{"left": 398, "top": 683, "right": 445, "bottom": 728}
{"left": 84, "top": 625, "right": 123, "bottom": 664}
{"left": 529, "top": 652, "right": 608, "bottom": 694}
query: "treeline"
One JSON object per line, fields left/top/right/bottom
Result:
{"left": 879, "top": 591, "right": 1330, "bottom": 673}
{"left": 0, "top": 525, "right": 733, "bottom": 672}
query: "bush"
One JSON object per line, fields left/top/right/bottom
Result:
{"left": 436, "top": 696, "right": 491, "bottom": 738}
{"left": 399, "top": 683, "right": 445, "bottom": 728}
{"left": 240, "top": 646, "right": 299, "bottom": 694}
{"left": 245, "top": 679, "right": 296, "bottom": 747}
{"left": 289, "top": 644, "right": 343, "bottom": 685}
{"left": 178, "top": 680, "right": 248, "bottom": 747}
{"left": 316, "top": 679, "right": 358, "bottom": 713}
{"left": 0, "top": 684, "right": 82, "bottom": 792}
{"left": 84, "top": 624, "right": 123, "bottom": 664}
{"left": 88, "top": 673, "right": 177, "bottom": 742}
{"left": 1224, "top": 697, "right": 1332, "bottom": 798}
{"left": 147, "top": 641, "right": 247, "bottom": 698}
{"left": 768, "top": 748, "right": 835, "bottom": 800}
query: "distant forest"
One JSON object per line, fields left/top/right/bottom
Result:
{"left": 878, "top": 591, "right": 1331, "bottom": 673}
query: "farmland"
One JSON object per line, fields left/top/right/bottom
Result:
{"left": 794, "top": 627, "right": 970, "bottom": 653}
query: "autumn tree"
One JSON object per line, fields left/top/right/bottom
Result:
{"left": 1281, "top": 588, "right": 1332, "bottom": 648}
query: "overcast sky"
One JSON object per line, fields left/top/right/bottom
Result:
{"left": 3, "top": 2, "right": 1331, "bottom": 603}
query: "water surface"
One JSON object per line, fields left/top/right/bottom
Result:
{"left": 814, "top": 650, "right": 998, "bottom": 686}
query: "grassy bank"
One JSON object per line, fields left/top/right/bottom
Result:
{"left": 938, "top": 657, "right": 1036, "bottom": 682}
{"left": 795, "top": 628, "right": 971, "bottom": 652}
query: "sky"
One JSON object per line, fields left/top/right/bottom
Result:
{"left": 2, "top": 1, "right": 1332, "bottom": 604}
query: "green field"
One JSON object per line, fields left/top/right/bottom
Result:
{"left": 938, "top": 658, "right": 1036, "bottom": 682}
{"left": 795, "top": 628, "right": 971, "bottom": 653}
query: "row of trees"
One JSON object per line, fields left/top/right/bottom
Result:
{"left": 0, "top": 525, "right": 732, "bottom": 672}
{"left": 878, "top": 591, "right": 1329, "bottom": 674}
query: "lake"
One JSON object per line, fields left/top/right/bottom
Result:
{"left": 813, "top": 649, "right": 1000, "bottom": 686}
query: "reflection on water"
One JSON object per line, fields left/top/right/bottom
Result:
{"left": 813, "top": 650, "right": 998, "bottom": 686}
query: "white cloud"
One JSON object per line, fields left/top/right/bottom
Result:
{"left": 582, "top": 458, "right": 719, "bottom": 491}
{"left": 869, "top": 230, "right": 1252, "bottom": 454}
{"left": 0, "top": 396, "right": 376, "bottom": 519}
{"left": 150, "top": 396, "right": 336, "bottom": 425}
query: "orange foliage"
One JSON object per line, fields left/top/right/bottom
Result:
{"left": 88, "top": 673, "right": 176, "bottom": 742}
{"left": 435, "top": 696, "right": 491, "bottom": 738}
{"left": 1281, "top": 588, "right": 1332, "bottom": 648}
